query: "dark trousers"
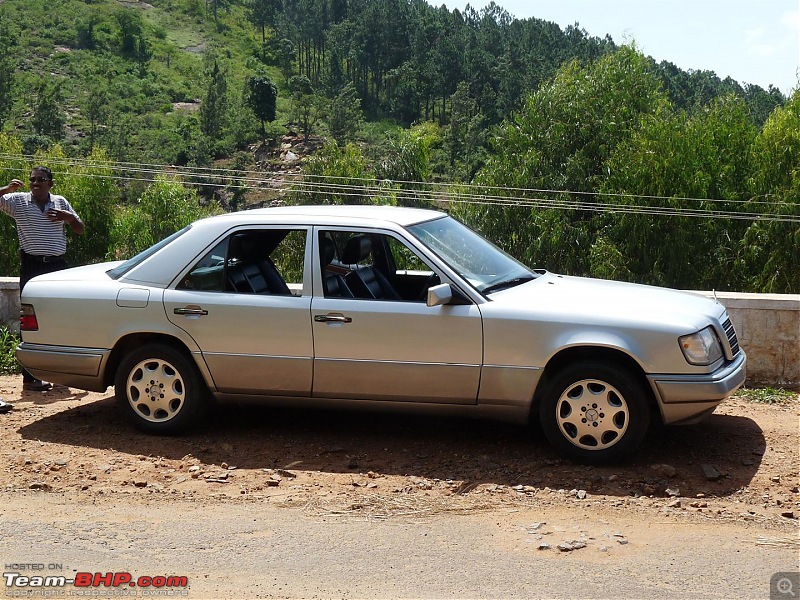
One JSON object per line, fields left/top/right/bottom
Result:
{"left": 19, "top": 252, "right": 68, "bottom": 383}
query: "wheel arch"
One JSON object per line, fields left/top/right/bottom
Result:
{"left": 532, "top": 346, "right": 658, "bottom": 420}
{"left": 103, "top": 333, "right": 207, "bottom": 389}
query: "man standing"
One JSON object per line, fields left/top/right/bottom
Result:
{"left": 0, "top": 166, "right": 84, "bottom": 409}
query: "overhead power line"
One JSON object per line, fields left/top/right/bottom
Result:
{"left": 0, "top": 154, "right": 797, "bottom": 223}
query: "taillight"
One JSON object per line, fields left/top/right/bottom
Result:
{"left": 20, "top": 304, "right": 38, "bottom": 331}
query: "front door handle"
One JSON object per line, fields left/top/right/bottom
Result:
{"left": 174, "top": 305, "right": 208, "bottom": 316}
{"left": 314, "top": 313, "right": 352, "bottom": 323}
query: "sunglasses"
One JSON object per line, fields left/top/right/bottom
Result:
{"left": 29, "top": 176, "right": 51, "bottom": 183}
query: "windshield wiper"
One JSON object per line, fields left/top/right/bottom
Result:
{"left": 482, "top": 274, "right": 535, "bottom": 294}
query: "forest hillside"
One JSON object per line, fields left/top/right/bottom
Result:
{"left": 0, "top": 0, "right": 796, "bottom": 292}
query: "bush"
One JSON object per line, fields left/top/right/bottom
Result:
{"left": 0, "top": 327, "right": 20, "bottom": 375}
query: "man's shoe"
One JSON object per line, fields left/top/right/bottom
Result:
{"left": 23, "top": 380, "right": 53, "bottom": 392}
{"left": 0, "top": 399, "right": 12, "bottom": 413}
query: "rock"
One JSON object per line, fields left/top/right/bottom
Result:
{"left": 701, "top": 464, "right": 722, "bottom": 480}
{"left": 537, "top": 543, "right": 550, "bottom": 550}
{"left": 665, "top": 488, "right": 680, "bottom": 497}
{"left": 650, "top": 464, "right": 677, "bottom": 478}
{"left": 133, "top": 481, "right": 148, "bottom": 488}
{"left": 780, "top": 511, "right": 796, "bottom": 519}
{"left": 576, "top": 489, "right": 587, "bottom": 500}
{"left": 667, "top": 499, "right": 681, "bottom": 508}
{"left": 557, "top": 543, "right": 575, "bottom": 552}
{"left": 29, "top": 482, "right": 51, "bottom": 491}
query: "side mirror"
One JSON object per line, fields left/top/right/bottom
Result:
{"left": 426, "top": 283, "right": 453, "bottom": 307}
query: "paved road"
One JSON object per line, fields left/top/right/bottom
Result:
{"left": 1, "top": 492, "right": 797, "bottom": 599}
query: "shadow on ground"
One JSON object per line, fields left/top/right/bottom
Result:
{"left": 18, "top": 393, "right": 764, "bottom": 498}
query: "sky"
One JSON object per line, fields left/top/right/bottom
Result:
{"left": 430, "top": 0, "right": 800, "bottom": 95}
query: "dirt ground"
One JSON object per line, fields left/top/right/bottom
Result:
{"left": 1, "top": 375, "right": 798, "bottom": 535}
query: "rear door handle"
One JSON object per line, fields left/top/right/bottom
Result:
{"left": 174, "top": 305, "right": 208, "bottom": 316}
{"left": 314, "top": 313, "right": 352, "bottom": 323}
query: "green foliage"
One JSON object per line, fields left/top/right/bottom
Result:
{"left": 377, "top": 124, "right": 438, "bottom": 207}
{"left": 738, "top": 90, "right": 800, "bottom": 293}
{"left": 199, "top": 55, "right": 229, "bottom": 143}
{"left": 48, "top": 146, "right": 117, "bottom": 266}
{"left": 601, "top": 96, "right": 758, "bottom": 290}
{"left": 328, "top": 83, "right": 364, "bottom": 145}
{"left": 297, "top": 141, "right": 381, "bottom": 205}
{"left": 245, "top": 71, "right": 278, "bottom": 140}
{"left": 734, "top": 387, "right": 797, "bottom": 405}
{"left": 109, "top": 176, "right": 218, "bottom": 259}
{"left": 31, "top": 80, "right": 67, "bottom": 141}
{"left": 0, "top": 15, "right": 15, "bottom": 131}
{"left": 467, "top": 46, "right": 666, "bottom": 274}
{"left": 0, "top": 327, "right": 20, "bottom": 375}
{"left": 0, "top": 0, "right": 794, "bottom": 294}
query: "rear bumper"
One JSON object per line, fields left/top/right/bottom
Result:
{"left": 649, "top": 351, "right": 747, "bottom": 424}
{"left": 17, "top": 342, "right": 110, "bottom": 392}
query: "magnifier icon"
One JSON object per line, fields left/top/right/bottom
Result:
{"left": 778, "top": 577, "right": 796, "bottom": 597}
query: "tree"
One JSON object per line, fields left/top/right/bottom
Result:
{"left": 298, "top": 141, "right": 377, "bottom": 205}
{"left": 0, "top": 16, "right": 15, "bottom": 130}
{"left": 247, "top": 0, "right": 282, "bottom": 61}
{"left": 115, "top": 9, "right": 145, "bottom": 59}
{"left": 200, "top": 57, "right": 229, "bottom": 141}
{"left": 83, "top": 81, "right": 109, "bottom": 149}
{"left": 288, "top": 75, "right": 318, "bottom": 141}
{"left": 444, "top": 81, "right": 486, "bottom": 180}
{"left": 245, "top": 72, "right": 278, "bottom": 141}
{"left": 463, "top": 46, "right": 666, "bottom": 276}
{"left": 739, "top": 90, "right": 800, "bottom": 293}
{"left": 601, "top": 97, "right": 757, "bottom": 290}
{"left": 31, "top": 81, "right": 66, "bottom": 141}
{"left": 208, "top": 0, "right": 232, "bottom": 27}
{"left": 328, "top": 83, "right": 363, "bottom": 145}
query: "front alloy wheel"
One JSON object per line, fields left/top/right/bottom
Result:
{"left": 539, "top": 361, "right": 651, "bottom": 463}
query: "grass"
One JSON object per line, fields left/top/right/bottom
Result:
{"left": 734, "top": 386, "right": 798, "bottom": 405}
{"left": 0, "top": 327, "right": 20, "bottom": 375}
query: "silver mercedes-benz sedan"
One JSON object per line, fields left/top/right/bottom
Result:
{"left": 17, "top": 205, "right": 746, "bottom": 463}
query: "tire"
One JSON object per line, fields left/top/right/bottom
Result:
{"left": 538, "top": 360, "right": 651, "bottom": 464}
{"left": 115, "top": 343, "right": 209, "bottom": 435}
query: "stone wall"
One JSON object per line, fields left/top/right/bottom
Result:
{"left": 1, "top": 277, "right": 797, "bottom": 387}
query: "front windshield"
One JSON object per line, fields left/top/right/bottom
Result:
{"left": 406, "top": 216, "right": 537, "bottom": 293}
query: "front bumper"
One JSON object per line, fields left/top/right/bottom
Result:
{"left": 17, "top": 342, "right": 110, "bottom": 392}
{"left": 648, "top": 351, "right": 747, "bottom": 424}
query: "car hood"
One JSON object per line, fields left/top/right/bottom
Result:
{"left": 490, "top": 272, "right": 724, "bottom": 332}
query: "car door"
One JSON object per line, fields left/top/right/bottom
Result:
{"left": 311, "top": 227, "right": 483, "bottom": 404}
{"left": 164, "top": 227, "right": 313, "bottom": 395}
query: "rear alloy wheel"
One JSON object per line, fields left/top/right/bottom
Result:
{"left": 539, "top": 361, "right": 651, "bottom": 464}
{"left": 115, "top": 344, "right": 208, "bottom": 434}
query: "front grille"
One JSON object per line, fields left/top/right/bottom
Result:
{"left": 722, "top": 318, "right": 740, "bottom": 357}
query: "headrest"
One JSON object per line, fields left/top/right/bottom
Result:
{"left": 321, "top": 236, "right": 336, "bottom": 266}
{"left": 341, "top": 235, "right": 372, "bottom": 264}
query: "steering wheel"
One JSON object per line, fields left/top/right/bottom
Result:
{"left": 417, "top": 272, "right": 441, "bottom": 301}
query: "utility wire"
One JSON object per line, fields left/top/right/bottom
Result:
{"left": 0, "top": 154, "right": 797, "bottom": 223}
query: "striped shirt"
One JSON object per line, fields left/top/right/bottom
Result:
{"left": 0, "top": 192, "right": 79, "bottom": 256}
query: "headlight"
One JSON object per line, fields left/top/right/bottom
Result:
{"left": 679, "top": 326, "right": 723, "bottom": 365}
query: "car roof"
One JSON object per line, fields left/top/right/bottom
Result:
{"left": 199, "top": 204, "right": 447, "bottom": 228}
